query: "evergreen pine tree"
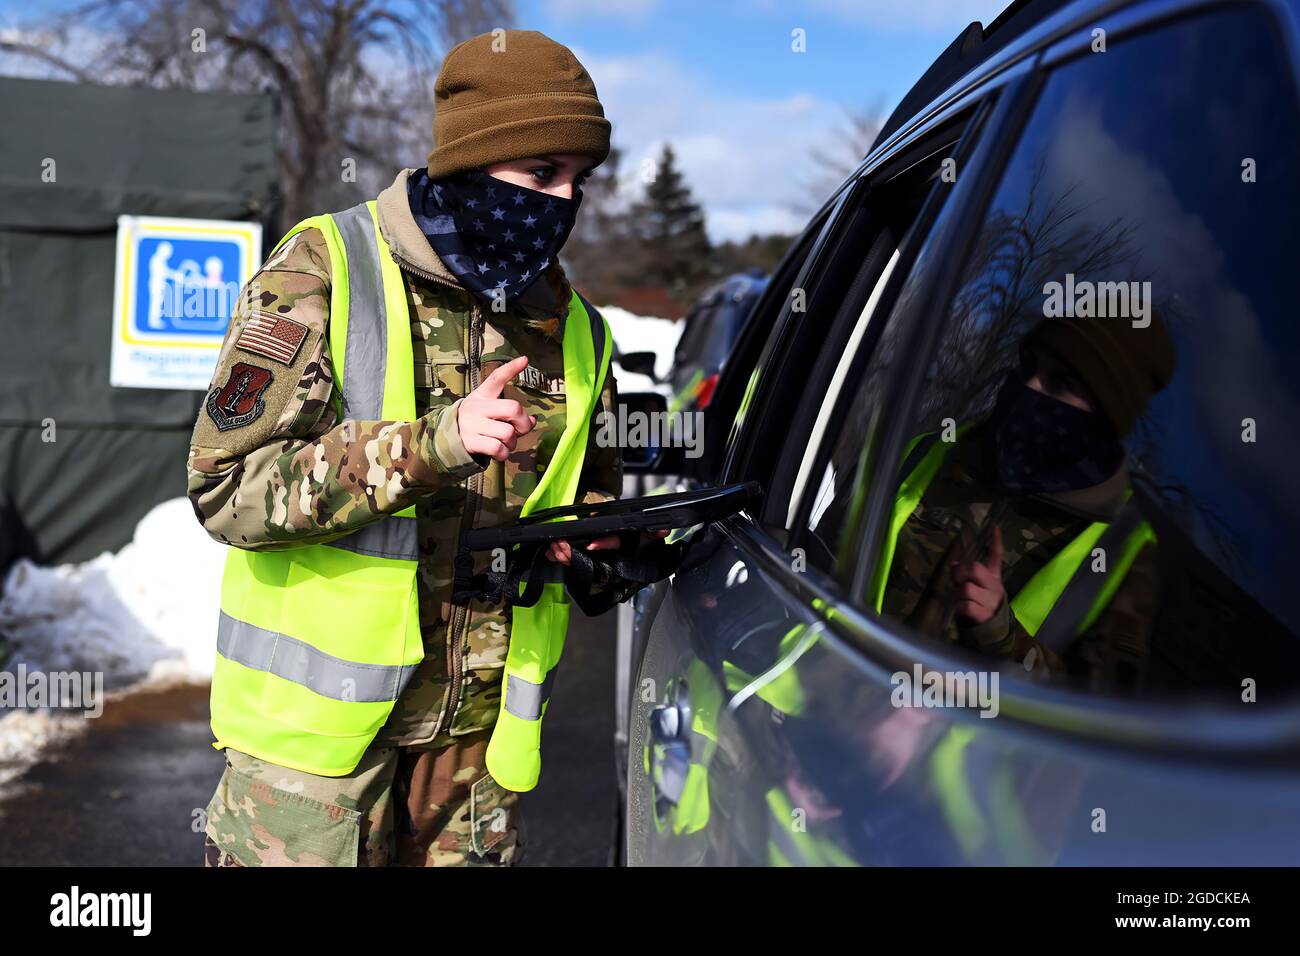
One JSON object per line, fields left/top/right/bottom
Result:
{"left": 627, "top": 143, "right": 713, "bottom": 302}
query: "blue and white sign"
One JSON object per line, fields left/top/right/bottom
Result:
{"left": 110, "top": 215, "right": 262, "bottom": 390}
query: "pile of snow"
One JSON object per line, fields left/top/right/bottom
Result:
{"left": 0, "top": 709, "right": 89, "bottom": 794}
{"left": 0, "top": 497, "right": 223, "bottom": 791}
{"left": 600, "top": 304, "right": 682, "bottom": 394}
{"left": 0, "top": 497, "right": 224, "bottom": 688}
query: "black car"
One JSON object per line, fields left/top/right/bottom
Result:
{"left": 606, "top": 0, "right": 1300, "bottom": 866}
{"left": 667, "top": 271, "right": 769, "bottom": 413}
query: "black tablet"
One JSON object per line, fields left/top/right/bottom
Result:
{"left": 461, "top": 481, "right": 761, "bottom": 551}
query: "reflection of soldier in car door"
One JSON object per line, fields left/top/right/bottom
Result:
{"left": 875, "top": 311, "right": 1175, "bottom": 694}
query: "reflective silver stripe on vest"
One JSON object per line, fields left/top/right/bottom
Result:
{"left": 504, "top": 667, "right": 560, "bottom": 721}
{"left": 327, "top": 516, "right": 420, "bottom": 562}
{"left": 332, "top": 201, "right": 387, "bottom": 421}
{"left": 217, "top": 611, "right": 418, "bottom": 703}
{"left": 324, "top": 202, "right": 417, "bottom": 562}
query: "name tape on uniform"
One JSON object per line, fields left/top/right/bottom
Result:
{"left": 515, "top": 364, "right": 565, "bottom": 395}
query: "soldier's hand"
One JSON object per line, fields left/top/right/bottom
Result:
{"left": 546, "top": 529, "right": 669, "bottom": 566}
{"left": 950, "top": 525, "right": 1005, "bottom": 625}
{"left": 458, "top": 355, "right": 535, "bottom": 462}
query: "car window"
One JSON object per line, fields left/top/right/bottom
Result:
{"left": 701, "top": 299, "right": 742, "bottom": 371}
{"left": 703, "top": 211, "right": 828, "bottom": 482}
{"left": 778, "top": 123, "right": 976, "bottom": 557}
{"left": 673, "top": 302, "right": 715, "bottom": 372}
{"left": 721, "top": 288, "right": 758, "bottom": 354}
{"left": 862, "top": 7, "right": 1300, "bottom": 701}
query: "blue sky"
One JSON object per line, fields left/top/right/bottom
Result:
{"left": 1, "top": 0, "right": 1011, "bottom": 239}
{"left": 518, "top": 0, "right": 1009, "bottom": 238}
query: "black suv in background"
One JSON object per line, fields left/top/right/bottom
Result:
{"left": 668, "top": 271, "right": 769, "bottom": 414}
{"left": 611, "top": 0, "right": 1300, "bottom": 865}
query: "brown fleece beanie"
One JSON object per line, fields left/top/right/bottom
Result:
{"left": 427, "top": 30, "right": 611, "bottom": 180}
{"left": 1024, "top": 311, "right": 1177, "bottom": 439}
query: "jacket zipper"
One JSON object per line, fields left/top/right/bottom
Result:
{"left": 439, "top": 296, "right": 483, "bottom": 738}
{"left": 394, "top": 248, "right": 483, "bottom": 740}
{"left": 392, "top": 247, "right": 486, "bottom": 738}
{"left": 390, "top": 249, "right": 462, "bottom": 291}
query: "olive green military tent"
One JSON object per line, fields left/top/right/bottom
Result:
{"left": 0, "top": 76, "right": 277, "bottom": 572}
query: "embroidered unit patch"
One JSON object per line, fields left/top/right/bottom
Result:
{"left": 207, "top": 362, "right": 273, "bottom": 431}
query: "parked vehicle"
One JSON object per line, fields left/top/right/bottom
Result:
{"left": 609, "top": 0, "right": 1300, "bottom": 865}
{"left": 668, "top": 271, "right": 769, "bottom": 414}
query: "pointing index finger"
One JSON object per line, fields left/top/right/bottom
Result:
{"left": 984, "top": 525, "right": 1004, "bottom": 570}
{"left": 474, "top": 355, "right": 530, "bottom": 399}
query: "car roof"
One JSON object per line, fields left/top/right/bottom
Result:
{"left": 872, "top": 0, "right": 1073, "bottom": 149}
{"left": 694, "top": 271, "right": 770, "bottom": 310}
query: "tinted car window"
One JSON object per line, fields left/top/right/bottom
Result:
{"left": 711, "top": 211, "right": 829, "bottom": 482}
{"left": 673, "top": 303, "right": 716, "bottom": 371}
{"left": 867, "top": 8, "right": 1300, "bottom": 700}
{"left": 793, "top": 141, "right": 969, "bottom": 564}
{"left": 672, "top": 278, "right": 769, "bottom": 401}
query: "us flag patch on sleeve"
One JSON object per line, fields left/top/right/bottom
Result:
{"left": 235, "top": 312, "right": 310, "bottom": 365}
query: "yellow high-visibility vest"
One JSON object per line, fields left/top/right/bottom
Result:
{"left": 210, "top": 199, "right": 611, "bottom": 784}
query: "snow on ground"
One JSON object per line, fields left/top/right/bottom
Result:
{"left": 1, "top": 497, "right": 223, "bottom": 686}
{"left": 600, "top": 304, "right": 682, "bottom": 394}
{"left": 0, "top": 497, "right": 224, "bottom": 790}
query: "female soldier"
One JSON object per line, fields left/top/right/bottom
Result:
{"left": 189, "top": 29, "right": 621, "bottom": 867}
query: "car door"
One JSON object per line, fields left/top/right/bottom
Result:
{"left": 624, "top": 93, "right": 995, "bottom": 865}
{"left": 626, "top": 0, "right": 1300, "bottom": 866}
{"left": 815, "top": 0, "right": 1300, "bottom": 866}
{"left": 610, "top": 208, "right": 831, "bottom": 822}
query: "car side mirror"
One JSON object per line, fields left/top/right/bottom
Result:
{"left": 614, "top": 391, "right": 686, "bottom": 474}
{"left": 618, "top": 350, "right": 660, "bottom": 381}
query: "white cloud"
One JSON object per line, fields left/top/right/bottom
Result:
{"left": 709, "top": 203, "right": 812, "bottom": 239}
{"left": 581, "top": 48, "right": 853, "bottom": 240}
{"left": 1043, "top": 90, "right": 1300, "bottom": 543}
{"left": 0, "top": 23, "right": 112, "bottom": 81}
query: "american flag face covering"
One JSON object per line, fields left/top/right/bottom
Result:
{"left": 408, "top": 167, "right": 583, "bottom": 308}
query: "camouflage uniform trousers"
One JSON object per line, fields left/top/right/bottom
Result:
{"left": 202, "top": 728, "right": 523, "bottom": 867}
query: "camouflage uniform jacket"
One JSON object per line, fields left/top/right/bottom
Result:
{"left": 880, "top": 424, "right": 1157, "bottom": 694}
{"left": 188, "top": 168, "right": 621, "bottom": 748}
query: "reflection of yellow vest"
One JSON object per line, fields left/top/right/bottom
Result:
{"left": 869, "top": 431, "right": 1155, "bottom": 635}
{"left": 648, "top": 659, "right": 723, "bottom": 836}
{"left": 867, "top": 432, "right": 1156, "bottom": 864}
{"left": 210, "top": 200, "right": 611, "bottom": 785}
{"left": 765, "top": 787, "right": 858, "bottom": 867}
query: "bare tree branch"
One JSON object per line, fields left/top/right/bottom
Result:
{"left": 0, "top": 38, "right": 95, "bottom": 82}
{"left": 10, "top": 0, "right": 515, "bottom": 228}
